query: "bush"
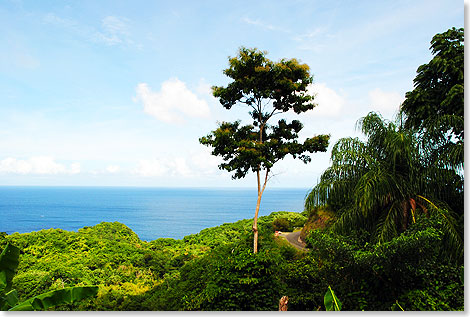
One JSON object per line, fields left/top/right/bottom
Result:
{"left": 282, "top": 216, "right": 464, "bottom": 311}
{"left": 144, "top": 244, "right": 285, "bottom": 311}
{"left": 273, "top": 218, "right": 290, "bottom": 231}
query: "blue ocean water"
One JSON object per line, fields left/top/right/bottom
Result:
{"left": 0, "top": 186, "right": 310, "bottom": 241}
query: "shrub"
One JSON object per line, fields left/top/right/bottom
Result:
{"left": 283, "top": 215, "right": 464, "bottom": 311}
{"left": 273, "top": 218, "right": 290, "bottom": 231}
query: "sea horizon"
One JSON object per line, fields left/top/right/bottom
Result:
{"left": 0, "top": 184, "right": 311, "bottom": 189}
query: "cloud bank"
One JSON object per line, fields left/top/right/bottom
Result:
{"left": 0, "top": 157, "right": 80, "bottom": 175}
{"left": 134, "top": 157, "right": 192, "bottom": 178}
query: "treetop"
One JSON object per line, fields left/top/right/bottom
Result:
{"left": 212, "top": 47, "right": 316, "bottom": 126}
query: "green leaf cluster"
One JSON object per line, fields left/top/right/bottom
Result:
{"left": 401, "top": 27, "right": 464, "bottom": 141}
{"left": 213, "top": 47, "right": 314, "bottom": 114}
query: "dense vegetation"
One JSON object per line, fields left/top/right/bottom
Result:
{"left": 1, "top": 205, "right": 463, "bottom": 311}
{"left": 0, "top": 212, "right": 308, "bottom": 310}
{"left": 0, "top": 28, "right": 464, "bottom": 311}
{"left": 301, "top": 26, "right": 464, "bottom": 310}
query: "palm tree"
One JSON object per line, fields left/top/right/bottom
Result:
{"left": 305, "top": 112, "right": 462, "bottom": 260}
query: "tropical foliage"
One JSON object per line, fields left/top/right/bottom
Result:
{"left": 0, "top": 204, "right": 463, "bottom": 311}
{"left": 324, "top": 286, "right": 342, "bottom": 311}
{"left": 0, "top": 244, "right": 98, "bottom": 311}
{"left": 306, "top": 112, "right": 462, "bottom": 260}
{"left": 285, "top": 214, "right": 464, "bottom": 311}
{"left": 0, "top": 212, "right": 304, "bottom": 311}
{"left": 305, "top": 27, "right": 464, "bottom": 263}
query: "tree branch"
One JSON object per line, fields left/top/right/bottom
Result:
{"left": 261, "top": 168, "right": 270, "bottom": 195}
{"left": 263, "top": 109, "right": 283, "bottom": 127}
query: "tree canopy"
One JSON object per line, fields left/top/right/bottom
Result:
{"left": 401, "top": 27, "right": 464, "bottom": 173}
{"left": 401, "top": 27, "right": 464, "bottom": 135}
{"left": 201, "top": 47, "right": 330, "bottom": 180}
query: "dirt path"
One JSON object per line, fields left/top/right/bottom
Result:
{"left": 279, "top": 231, "right": 308, "bottom": 251}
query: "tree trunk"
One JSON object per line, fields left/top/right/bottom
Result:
{"left": 401, "top": 200, "right": 409, "bottom": 230}
{"left": 279, "top": 296, "right": 289, "bottom": 311}
{"left": 253, "top": 189, "right": 262, "bottom": 253}
{"left": 253, "top": 168, "right": 269, "bottom": 253}
{"left": 253, "top": 108, "right": 266, "bottom": 253}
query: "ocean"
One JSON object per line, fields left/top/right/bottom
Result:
{"left": 0, "top": 186, "right": 310, "bottom": 241}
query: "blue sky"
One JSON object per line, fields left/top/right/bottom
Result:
{"left": 0, "top": 0, "right": 464, "bottom": 188}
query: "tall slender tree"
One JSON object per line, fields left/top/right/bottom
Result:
{"left": 200, "top": 47, "right": 329, "bottom": 253}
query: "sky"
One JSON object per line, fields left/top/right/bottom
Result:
{"left": 0, "top": 0, "right": 464, "bottom": 188}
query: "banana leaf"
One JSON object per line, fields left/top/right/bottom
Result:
{"left": 0, "top": 289, "right": 18, "bottom": 310}
{"left": 9, "top": 286, "right": 99, "bottom": 311}
{"left": 0, "top": 244, "right": 20, "bottom": 294}
{"left": 324, "top": 285, "right": 342, "bottom": 311}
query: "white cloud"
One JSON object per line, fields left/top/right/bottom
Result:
{"left": 132, "top": 156, "right": 203, "bottom": 178}
{"left": 135, "top": 78, "right": 211, "bottom": 124}
{"left": 43, "top": 13, "right": 137, "bottom": 48}
{"left": 69, "top": 162, "right": 81, "bottom": 174}
{"left": 43, "top": 13, "right": 76, "bottom": 28}
{"left": 0, "top": 157, "right": 80, "bottom": 175}
{"left": 293, "top": 27, "right": 330, "bottom": 53}
{"left": 306, "top": 83, "right": 345, "bottom": 117}
{"left": 95, "top": 16, "right": 131, "bottom": 46}
{"left": 196, "top": 79, "right": 218, "bottom": 103}
{"left": 106, "top": 165, "right": 120, "bottom": 173}
{"left": 134, "top": 159, "right": 168, "bottom": 177}
{"left": 102, "top": 16, "right": 129, "bottom": 34}
{"left": 368, "top": 88, "right": 404, "bottom": 114}
{"left": 171, "top": 157, "right": 192, "bottom": 177}
{"left": 242, "top": 17, "right": 277, "bottom": 31}
{"left": 191, "top": 148, "right": 222, "bottom": 175}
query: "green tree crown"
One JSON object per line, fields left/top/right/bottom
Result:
{"left": 200, "top": 47, "right": 330, "bottom": 180}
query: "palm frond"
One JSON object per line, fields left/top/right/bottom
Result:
{"left": 353, "top": 167, "right": 404, "bottom": 217}
{"left": 417, "top": 195, "right": 463, "bottom": 263}
{"left": 330, "top": 206, "right": 368, "bottom": 235}
{"left": 374, "top": 201, "right": 401, "bottom": 243}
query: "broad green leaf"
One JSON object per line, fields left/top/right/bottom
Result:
{"left": 0, "top": 289, "right": 18, "bottom": 310}
{"left": 0, "top": 271, "right": 7, "bottom": 293}
{"left": 0, "top": 244, "right": 20, "bottom": 293}
{"left": 324, "top": 285, "right": 342, "bottom": 311}
{"left": 9, "top": 286, "right": 98, "bottom": 311}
